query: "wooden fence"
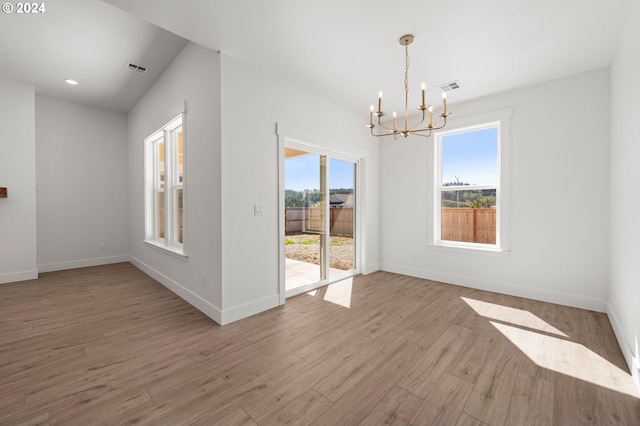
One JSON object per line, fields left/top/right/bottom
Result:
{"left": 285, "top": 207, "right": 354, "bottom": 236}
{"left": 441, "top": 208, "right": 496, "bottom": 244}
{"left": 286, "top": 207, "right": 492, "bottom": 242}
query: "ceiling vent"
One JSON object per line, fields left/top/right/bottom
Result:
{"left": 126, "top": 62, "right": 147, "bottom": 74}
{"left": 438, "top": 80, "right": 461, "bottom": 92}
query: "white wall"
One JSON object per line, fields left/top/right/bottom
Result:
{"left": 127, "top": 42, "right": 224, "bottom": 320}
{"left": 380, "top": 68, "right": 610, "bottom": 312}
{"left": 36, "top": 96, "right": 129, "bottom": 272}
{"left": 126, "top": 44, "right": 379, "bottom": 325}
{"left": 0, "top": 79, "right": 37, "bottom": 284}
{"left": 609, "top": 0, "right": 640, "bottom": 390}
{"left": 219, "top": 54, "right": 380, "bottom": 323}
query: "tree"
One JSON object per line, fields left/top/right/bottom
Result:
{"left": 284, "top": 188, "right": 353, "bottom": 208}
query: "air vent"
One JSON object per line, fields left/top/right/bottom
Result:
{"left": 126, "top": 62, "right": 147, "bottom": 74}
{"left": 439, "top": 80, "right": 461, "bottom": 92}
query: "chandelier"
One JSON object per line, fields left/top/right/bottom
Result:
{"left": 367, "top": 34, "right": 451, "bottom": 138}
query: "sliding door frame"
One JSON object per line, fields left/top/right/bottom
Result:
{"left": 277, "top": 124, "right": 366, "bottom": 305}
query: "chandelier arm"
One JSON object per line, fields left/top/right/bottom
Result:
{"left": 370, "top": 128, "right": 401, "bottom": 138}
{"left": 429, "top": 114, "right": 450, "bottom": 131}
{"left": 376, "top": 115, "right": 397, "bottom": 132}
{"left": 410, "top": 131, "right": 432, "bottom": 138}
{"left": 409, "top": 126, "right": 435, "bottom": 135}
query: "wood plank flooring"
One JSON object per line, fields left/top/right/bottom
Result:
{"left": 0, "top": 263, "right": 638, "bottom": 425}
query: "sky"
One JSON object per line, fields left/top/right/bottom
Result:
{"left": 285, "top": 155, "right": 355, "bottom": 191}
{"left": 442, "top": 127, "right": 498, "bottom": 185}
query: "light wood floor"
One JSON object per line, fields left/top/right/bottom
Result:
{"left": 0, "top": 263, "right": 638, "bottom": 425}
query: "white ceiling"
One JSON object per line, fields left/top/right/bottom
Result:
{"left": 1, "top": 0, "right": 632, "bottom": 115}
{"left": 0, "top": 0, "right": 187, "bottom": 112}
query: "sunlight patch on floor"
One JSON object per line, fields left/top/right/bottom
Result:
{"left": 462, "top": 296, "right": 640, "bottom": 398}
{"left": 491, "top": 321, "right": 639, "bottom": 398}
{"left": 323, "top": 277, "right": 353, "bottom": 308}
{"left": 461, "top": 297, "right": 567, "bottom": 337}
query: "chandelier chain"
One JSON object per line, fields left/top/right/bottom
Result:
{"left": 404, "top": 42, "right": 410, "bottom": 93}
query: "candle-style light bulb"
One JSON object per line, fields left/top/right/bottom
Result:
{"left": 377, "top": 91, "right": 383, "bottom": 113}
{"left": 442, "top": 91, "right": 448, "bottom": 115}
{"left": 421, "top": 82, "right": 426, "bottom": 107}
{"left": 393, "top": 111, "right": 397, "bottom": 129}
{"left": 428, "top": 105, "right": 433, "bottom": 127}
{"left": 369, "top": 105, "right": 374, "bottom": 125}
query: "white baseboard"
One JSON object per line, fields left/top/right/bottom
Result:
{"left": 362, "top": 262, "right": 381, "bottom": 275}
{"left": 38, "top": 255, "right": 130, "bottom": 273}
{"left": 220, "top": 294, "right": 280, "bottom": 325}
{"left": 380, "top": 262, "right": 607, "bottom": 313}
{"left": 129, "top": 256, "right": 223, "bottom": 325}
{"left": 130, "top": 256, "right": 280, "bottom": 326}
{"left": 607, "top": 302, "right": 640, "bottom": 393}
{"left": 0, "top": 269, "right": 38, "bottom": 284}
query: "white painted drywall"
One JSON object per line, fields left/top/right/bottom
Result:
{"left": 219, "top": 54, "right": 380, "bottom": 322}
{"left": 35, "top": 96, "right": 129, "bottom": 272}
{"left": 380, "top": 68, "right": 611, "bottom": 312}
{"left": 0, "top": 79, "right": 37, "bottom": 284}
{"left": 127, "top": 42, "right": 224, "bottom": 320}
{"left": 609, "top": 0, "right": 640, "bottom": 390}
{"left": 126, "top": 43, "right": 379, "bottom": 325}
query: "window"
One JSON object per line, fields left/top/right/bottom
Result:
{"left": 432, "top": 110, "right": 510, "bottom": 252}
{"left": 145, "top": 114, "right": 185, "bottom": 255}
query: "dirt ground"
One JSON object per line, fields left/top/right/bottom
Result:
{"left": 284, "top": 233, "right": 354, "bottom": 270}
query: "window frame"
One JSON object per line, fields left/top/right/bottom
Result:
{"left": 429, "top": 108, "right": 511, "bottom": 255}
{"left": 144, "top": 114, "right": 187, "bottom": 258}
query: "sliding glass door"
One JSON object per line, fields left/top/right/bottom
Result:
{"left": 284, "top": 149, "right": 357, "bottom": 296}
{"left": 328, "top": 158, "right": 356, "bottom": 282}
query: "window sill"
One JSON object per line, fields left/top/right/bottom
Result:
{"left": 428, "top": 243, "right": 510, "bottom": 258}
{"left": 144, "top": 240, "right": 189, "bottom": 261}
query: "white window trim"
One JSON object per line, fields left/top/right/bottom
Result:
{"left": 144, "top": 113, "right": 188, "bottom": 259}
{"left": 428, "top": 108, "right": 511, "bottom": 256}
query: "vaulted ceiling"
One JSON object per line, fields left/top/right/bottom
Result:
{"left": 0, "top": 0, "right": 632, "bottom": 115}
{"left": 0, "top": 0, "right": 187, "bottom": 112}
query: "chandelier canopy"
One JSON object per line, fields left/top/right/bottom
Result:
{"left": 367, "top": 34, "right": 451, "bottom": 139}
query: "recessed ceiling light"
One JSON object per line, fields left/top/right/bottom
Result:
{"left": 64, "top": 79, "right": 79, "bottom": 86}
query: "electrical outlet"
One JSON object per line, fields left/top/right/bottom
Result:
{"left": 100, "top": 243, "right": 105, "bottom": 251}
{"left": 254, "top": 204, "right": 264, "bottom": 216}
{"left": 200, "top": 273, "right": 205, "bottom": 286}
